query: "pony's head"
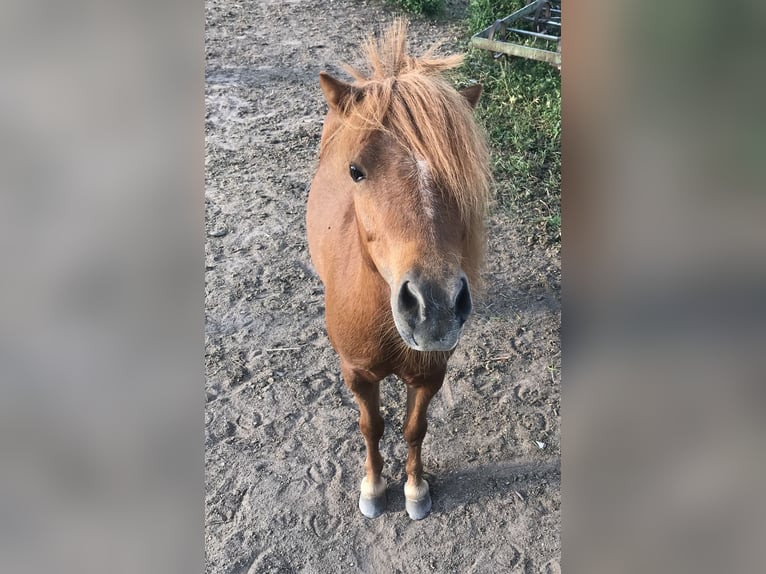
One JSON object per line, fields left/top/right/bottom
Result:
{"left": 318, "top": 21, "right": 490, "bottom": 352}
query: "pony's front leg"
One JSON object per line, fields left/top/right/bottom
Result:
{"left": 402, "top": 371, "right": 444, "bottom": 520}
{"left": 340, "top": 362, "right": 386, "bottom": 518}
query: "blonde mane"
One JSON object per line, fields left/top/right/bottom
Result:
{"left": 324, "top": 20, "right": 491, "bottom": 288}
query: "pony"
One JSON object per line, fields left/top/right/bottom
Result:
{"left": 306, "top": 20, "right": 490, "bottom": 520}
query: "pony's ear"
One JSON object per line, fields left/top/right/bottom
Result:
{"left": 319, "top": 72, "right": 360, "bottom": 112}
{"left": 459, "top": 84, "right": 483, "bottom": 109}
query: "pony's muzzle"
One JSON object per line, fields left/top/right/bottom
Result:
{"left": 392, "top": 273, "right": 472, "bottom": 352}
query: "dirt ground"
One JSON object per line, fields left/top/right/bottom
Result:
{"left": 205, "top": 1, "right": 560, "bottom": 572}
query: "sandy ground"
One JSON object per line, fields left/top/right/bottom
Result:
{"left": 205, "top": 1, "right": 560, "bottom": 572}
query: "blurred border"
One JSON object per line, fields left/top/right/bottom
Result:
{"left": 564, "top": 0, "right": 766, "bottom": 572}
{"left": 0, "top": 2, "right": 203, "bottom": 573}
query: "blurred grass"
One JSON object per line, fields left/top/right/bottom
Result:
{"left": 456, "top": 0, "right": 561, "bottom": 244}
{"left": 391, "top": 0, "right": 562, "bottom": 243}
{"left": 388, "top": 0, "right": 444, "bottom": 16}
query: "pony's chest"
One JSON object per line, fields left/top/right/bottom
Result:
{"left": 323, "top": 282, "right": 398, "bottom": 364}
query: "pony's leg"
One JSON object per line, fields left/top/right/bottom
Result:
{"left": 341, "top": 362, "right": 386, "bottom": 518}
{"left": 402, "top": 373, "right": 444, "bottom": 520}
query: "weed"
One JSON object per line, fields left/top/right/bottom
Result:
{"left": 453, "top": 1, "right": 561, "bottom": 243}
{"left": 389, "top": 0, "right": 444, "bottom": 16}
{"left": 467, "top": 0, "right": 527, "bottom": 34}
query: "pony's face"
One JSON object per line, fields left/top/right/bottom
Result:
{"left": 319, "top": 72, "right": 485, "bottom": 353}
{"left": 346, "top": 131, "right": 472, "bottom": 352}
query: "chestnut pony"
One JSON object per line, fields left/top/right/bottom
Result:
{"left": 307, "top": 21, "right": 490, "bottom": 520}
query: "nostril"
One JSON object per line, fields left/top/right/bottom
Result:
{"left": 454, "top": 278, "right": 472, "bottom": 323}
{"left": 398, "top": 281, "right": 420, "bottom": 316}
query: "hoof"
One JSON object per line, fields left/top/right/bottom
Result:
{"left": 359, "top": 493, "right": 387, "bottom": 518}
{"left": 405, "top": 494, "right": 432, "bottom": 520}
{"left": 359, "top": 476, "right": 387, "bottom": 518}
{"left": 404, "top": 478, "right": 431, "bottom": 520}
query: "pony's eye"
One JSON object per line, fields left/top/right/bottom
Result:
{"left": 349, "top": 164, "right": 366, "bottom": 182}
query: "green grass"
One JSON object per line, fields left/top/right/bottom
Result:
{"left": 468, "top": 0, "right": 526, "bottom": 33}
{"left": 389, "top": 0, "right": 444, "bottom": 16}
{"left": 456, "top": 0, "right": 561, "bottom": 244}
{"left": 390, "top": 0, "right": 561, "bottom": 243}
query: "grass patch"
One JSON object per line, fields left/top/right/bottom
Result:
{"left": 389, "top": 0, "right": 444, "bottom": 16}
{"left": 454, "top": 0, "right": 561, "bottom": 244}
{"left": 468, "top": 0, "right": 526, "bottom": 33}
